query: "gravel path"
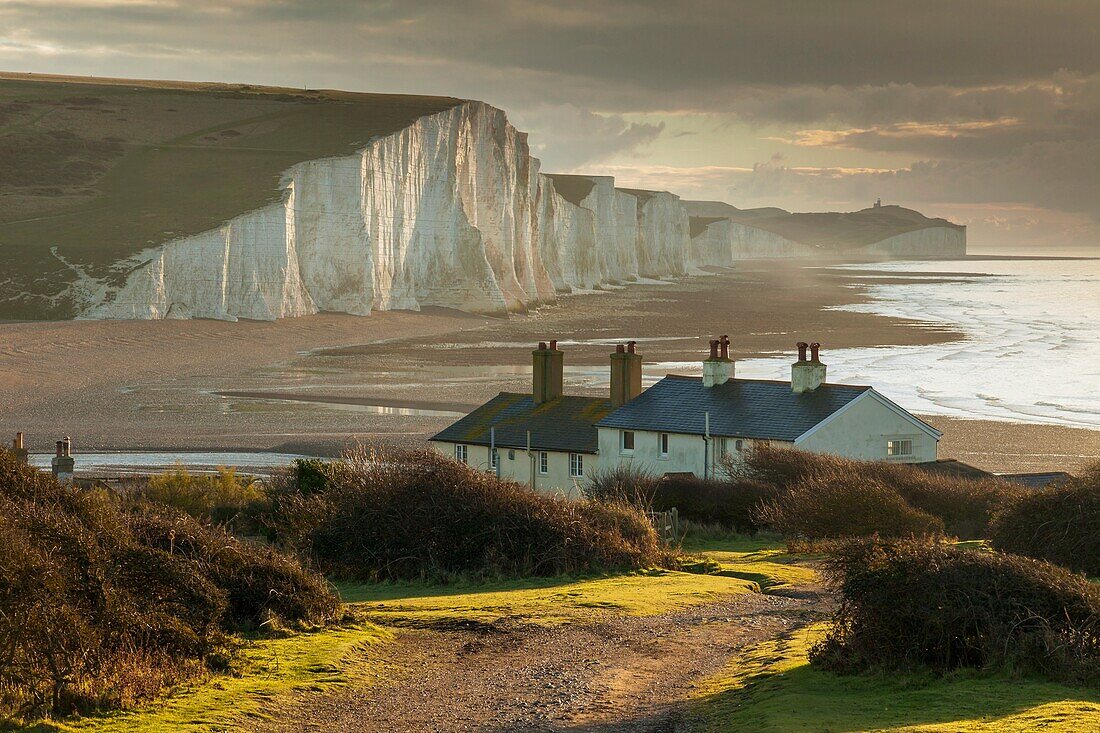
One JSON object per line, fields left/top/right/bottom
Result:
{"left": 251, "top": 589, "right": 826, "bottom": 733}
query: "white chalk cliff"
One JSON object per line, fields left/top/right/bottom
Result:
{"left": 689, "top": 219, "right": 814, "bottom": 265}
{"left": 864, "top": 227, "right": 967, "bottom": 257}
{"left": 85, "top": 101, "right": 963, "bottom": 321}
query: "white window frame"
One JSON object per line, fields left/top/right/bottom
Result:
{"left": 887, "top": 439, "right": 914, "bottom": 457}
{"left": 569, "top": 452, "right": 584, "bottom": 477}
{"left": 621, "top": 430, "right": 635, "bottom": 453}
{"left": 455, "top": 444, "right": 468, "bottom": 464}
{"left": 538, "top": 451, "right": 549, "bottom": 475}
{"left": 658, "top": 432, "right": 670, "bottom": 459}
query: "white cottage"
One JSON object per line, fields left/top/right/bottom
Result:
{"left": 431, "top": 338, "right": 941, "bottom": 493}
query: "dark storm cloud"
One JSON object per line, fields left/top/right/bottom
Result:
{"left": 8, "top": 1, "right": 1100, "bottom": 106}
{"left": 2, "top": 0, "right": 1099, "bottom": 226}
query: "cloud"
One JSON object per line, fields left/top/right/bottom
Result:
{"left": 2, "top": 0, "right": 1099, "bottom": 246}
{"left": 510, "top": 104, "right": 663, "bottom": 171}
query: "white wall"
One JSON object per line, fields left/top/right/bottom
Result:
{"left": 794, "top": 393, "right": 938, "bottom": 462}
{"left": 429, "top": 440, "right": 589, "bottom": 496}
{"left": 595, "top": 427, "right": 781, "bottom": 479}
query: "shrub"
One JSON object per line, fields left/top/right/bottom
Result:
{"left": 812, "top": 538, "right": 1100, "bottom": 684}
{"left": 131, "top": 466, "right": 266, "bottom": 528}
{"left": 0, "top": 452, "right": 339, "bottom": 719}
{"left": 582, "top": 464, "right": 657, "bottom": 506}
{"left": 649, "top": 474, "right": 779, "bottom": 534}
{"left": 292, "top": 458, "right": 332, "bottom": 495}
{"left": 739, "top": 444, "right": 1018, "bottom": 539}
{"left": 989, "top": 465, "right": 1100, "bottom": 576}
{"left": 754, "top": 468, "right": 944, "bottom": 541}
{"left": 273, "top": 447, "right": 663, "bottom": 581}
{"left": 127, "top": 509, "right": 339, "bottom": 630}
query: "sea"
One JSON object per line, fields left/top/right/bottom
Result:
{"left": 736, "top": 258, "right": 1100, "bottom": 430}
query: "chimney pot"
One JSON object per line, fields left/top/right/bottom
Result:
{"left": 627, "top": 340, "right": 637, "bottom": 354}
{"left": 14, "top": 432, "right": 23, "bottom": 450}
{"left": 792, "top": 343, "right": 827, "bottom": 393}
{"left": 532, "top": 342, "right": 564, "bottom": 404}
{"left": 720, "top": 335, "right": 730, "bottom": 360}
{"left": 56, "top": 440, "right": 64, "bottom": 458}
{"left": 549, "top": 339, "right": 558, "bottom": 351}
{"left": 610, "top": 341, "right": 643, "bottom": 407}
{"left": 709, "top": 339, "right": 719, "bottom": 359}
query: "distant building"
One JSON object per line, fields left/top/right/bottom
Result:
{"left": 430, "top": 339, "right": 941, "bottom": 493}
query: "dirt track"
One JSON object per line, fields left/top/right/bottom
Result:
{"left": 251, "top": 590, "right": 825, "bottom": 733}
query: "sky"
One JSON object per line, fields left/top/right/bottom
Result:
{"left": 3, "top": 0, "right": 1099, "bottom": 252}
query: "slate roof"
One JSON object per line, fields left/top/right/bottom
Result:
{"left": 998, "top": 472, "right": 1073, "bottom": 489}
{"left": 430, "top": 393, "right": 612, "bottom": 454}
{"left": 595, "top": 375, "right": 872, "bottom": 442}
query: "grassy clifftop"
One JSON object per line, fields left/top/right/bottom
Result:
{"left": 684, "top": 199, "right": 964, "bottom": 250}
{"left": 0, "top": 73, "right": 461, "bottom": 319}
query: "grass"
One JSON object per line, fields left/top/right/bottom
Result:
{"left": 680, "top": 532, "right": 818, "bottom": 591}
{"left": 29, "top": 621, "right": 391, "bottom": 733}
{"left": 0, "top": 74, "right": 461, "bottom": 318}
{"left": 692, "top": 625, "right": 1100, "bottom": 732}
{"left": 339, "top": 568, "right": 759, "bottom": 627}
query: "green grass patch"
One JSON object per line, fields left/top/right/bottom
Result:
{"left": 24, "top": 621, "right": 391, "bottom": 733}
{"left": 693, "top": 625, "right": 1100, "bottom": 733}
{"left": 680, "top": 533, "right": 818, "bottom": 591}
{"left": 340, "top": 568, "right": 759, "bottom": 626}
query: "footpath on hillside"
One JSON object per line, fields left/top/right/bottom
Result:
{"left": 250, "top": 588, "right": 824, "bottom": 733}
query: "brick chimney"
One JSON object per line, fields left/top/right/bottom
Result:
{"left": 702, "top": 335, "right": 734, "bottom": 387}
{"left": 52, "top": 436, "right": 74, "bottom": 483}
{"left": 532, "top": 340, "right": 564, "bottom": 405}
{"left": 10, "top": 432, "right": 28, "bottom": 465}
{"left": 610, "top": 341, "right": 643, "bottom": 407}
{"left": 791, "top": 341, "right": 827, "bottom": 393}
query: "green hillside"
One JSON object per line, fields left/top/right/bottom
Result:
{"left": 0, "top": 73, "right": 461, "bottom": 320}
{"left": 683, "top": 200, "right": 963, "bottom": 250}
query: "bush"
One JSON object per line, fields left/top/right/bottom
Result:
{"left": 649, "top": 474, "right": 778, "bottom": 534}
{"left": 582, "top": 464, "right": 657, "bottom": 505}
{"left": 127, "top": 509, "right": 339, "bottom": 630}
{"left": 989, "top": 464, "right": 1100, "bottom": 576}
{"left": 812, "top": 538, "right": 1100, "bottom": 684}
{"left": 272, "top": 447, "right": 663, "bottom": 581}
{"left": 739, "top": 445, "right": 1019, "bottom": 539}
{"left": 755, "top": 468, "right": 944, "bottom": 541}
{"left": 0, "top": 452, "right": 339, "bottom": 719}
{"left": 130, "top": 466, "right": 266, "bottom": 528}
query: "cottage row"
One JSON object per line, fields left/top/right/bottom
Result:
{"left": 430, "top": 339, "right": 941, "bottom": 493}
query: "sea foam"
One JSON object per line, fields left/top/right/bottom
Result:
{"left": 736, "top": 258, "right": 1100, "bottom": 430}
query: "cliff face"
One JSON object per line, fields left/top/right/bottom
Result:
{"left": 864, "top": 226, "right": 967, "bottom": 257}
{"left": 88, "top": 103, "right": 694, "bottom": 321}
{"left": 89, "top": 103, "right": 549, "bottom": 320}
{"left": 690, "top": 219, "right": 814, "bottom": 265}
{"left": 84, "top": 101, "right": 965, "bottom": 322}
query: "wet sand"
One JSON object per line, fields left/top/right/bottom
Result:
{"left": 1, "top": 259, "right": 1096, "bottom": 473}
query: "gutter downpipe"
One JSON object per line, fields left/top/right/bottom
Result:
{"left": 490, "top": 426, "right": 499, "bottom": 479}
{"left": 703, "top": 411, "right": 711, "bottom": 480}
{"left": 527, "top": 430, "right": 534, "bottom": 491}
